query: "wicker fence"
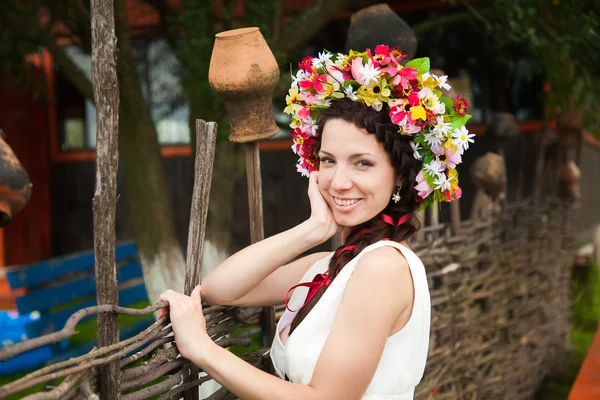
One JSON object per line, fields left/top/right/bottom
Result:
{"left": 0, "top": 197, "right": 575, "bottom": 399}
{"left": 413, "top": 198, "right": 575, "bottom": 400}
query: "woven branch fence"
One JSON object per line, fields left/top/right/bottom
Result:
{"left": 0, "top": 197, "right": 575, "bottom": 399}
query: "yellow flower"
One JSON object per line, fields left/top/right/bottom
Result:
{"left": 284, "top": 87, "right": 305, "bottom": 115}
{"left": 319, "top": 81, "right": 344, "bottom": 100}
{"left": 420, "top": 73, "right": 438, "bottom": 90}
{"left": 372, "top": 78, "right": 391, "bottom": 102}
{"left": 357, "top": 86, "right": 378, "bottom": 106}
{"left": 410, "top": 105, "right": 427, "bottom": 121}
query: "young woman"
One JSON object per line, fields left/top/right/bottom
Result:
{"left": 159, "top": 44, "right": 473, "bottom": 400}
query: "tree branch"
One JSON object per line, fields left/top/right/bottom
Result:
{"left": 272, "top": 0, "right": 349, "bottom": 54}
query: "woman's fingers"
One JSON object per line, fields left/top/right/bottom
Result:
{"left": 191, "top": 285, "right": 202, "bottom": 309}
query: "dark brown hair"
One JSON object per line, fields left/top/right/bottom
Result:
{"left": 289, "top": 98, "right": 422, "bottom": 334}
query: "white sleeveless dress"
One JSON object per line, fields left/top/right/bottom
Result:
{"left": 270, "top": 240, "right": 431, "bottom": 400}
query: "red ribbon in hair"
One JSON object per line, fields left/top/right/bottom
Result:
{"left": 336, "top": 245, "right": 356, "bottom": 258}
{"left": 284, "top": 273, "right": 331, "bottom": 312}
{"left": 380, "top": 213, "right": 410, "bottom": 226}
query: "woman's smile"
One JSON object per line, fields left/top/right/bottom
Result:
{"left": 331, "top": 196, "right": 363, "bottom": 213}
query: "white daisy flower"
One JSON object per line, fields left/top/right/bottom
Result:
{"left": 432, "top": 116, "right": 451, "bottom": 137}
{"left": 410, "top": 141, "right": 422, "bottom": 160}
{"left": 424, "top": 160, "right": 445, "bottom": 176}
{"left": 435, "top": 74, "right": 451, "bottom": 91}
{"left": 344, "top": 85, "right": 359, "bottom": 101}
{"left": 312, "top": 51, "right": 333, "bottom": 68}
{"left": 452, "top": 126, "right": 475, "bottom": 151}
{"left": 358, "top": 61, "right": 381, "bottom": 85}
{"left": 434, "top": 173, "right": 453, "bottom": 192}
{"left": 423, "top": 130, "right": 443, "bottom": 147}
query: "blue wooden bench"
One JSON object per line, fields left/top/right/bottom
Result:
{"left": 0, "top": 242, "right": 153, "bottom": 373}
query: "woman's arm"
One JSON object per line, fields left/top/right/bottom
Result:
{"left": 202, "top": 172, "right": 339, "bottom": 305}
{"left": 162, "top": 247, "right": 414, "bottom": 400}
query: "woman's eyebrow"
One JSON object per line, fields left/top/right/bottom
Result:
{"left": 319, "top": 150, "right": 377, "bottom": 158}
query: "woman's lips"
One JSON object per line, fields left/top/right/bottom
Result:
{"left": 331, "top": 196, "right": 363, "bottom": 213}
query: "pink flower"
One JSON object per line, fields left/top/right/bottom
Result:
{"left": 407, "top": 90, "right": 420, "bottom": 106}
{"left": 298, "top": 106, "right": 311, "bottom": 119}
{"left": 389, "top": 104, "right": 409, "bottom": 124}
{"left": 415, "top": 170, "right": 434, "bottom": 199}
{"left": 298, "top": 71, "right": 327, "bottom": 94}
{"left": 369, "top": 45, "right": 391, "bottom": 66}
{"left": 431, "top": 144, "right": 462, "bottom": 169}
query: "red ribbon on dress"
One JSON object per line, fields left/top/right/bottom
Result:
{"left": 380, "top": 213, "right": 410, "bottom": 226}
{"left": 284, "top": 273, "right": 332, "bottom": 312}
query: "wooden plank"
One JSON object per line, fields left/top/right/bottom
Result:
{"left": 15, "top": 261, "right": 142, "bottom": 314}
{"left": 5, "top": 242, "right": 137, "bottom": 289}
{"left": 26, "top": 281, "right": 148, "bottom": 338}
{"left": 568, "top": 323, "right": 600, "bottom": 400}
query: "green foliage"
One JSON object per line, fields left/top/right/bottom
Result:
{"left": 405, "top": 57, "right": 431, "bottom": 75}
{"left": 452, "top": 0, "right": 600, "bottom": 136}
{"left": 538, "top": 261, "right": 600, "bottom": 398}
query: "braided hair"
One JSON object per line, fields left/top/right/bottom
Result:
{"left": 289, "top": 98, "right": 422, "bottom": 334}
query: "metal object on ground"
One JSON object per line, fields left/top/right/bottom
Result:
{"left": 0, "top": 129, "right": 32, "bottom": 227}
{"left": 208, "top": 27, "right": 280, "bottom": 143}
{"left": 346, "top": 4, "right": 418, "bottom": 60}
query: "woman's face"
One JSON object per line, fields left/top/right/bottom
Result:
{"left": 318, "top": 118, "right": 399, "bottom": 227}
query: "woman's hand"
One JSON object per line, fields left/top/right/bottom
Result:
{"left": 306, "top": 171, "right": 341, "bottom": 243}
{"left": 158, "top": 285, "right": 211, "bottom": 362}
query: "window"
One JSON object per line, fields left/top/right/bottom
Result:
{"left": 56, "top": 39, "right": 190, "bottom": 152}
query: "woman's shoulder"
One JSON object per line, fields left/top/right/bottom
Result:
{"left": 353, "top": 243, "right": 411, "bottom": 282}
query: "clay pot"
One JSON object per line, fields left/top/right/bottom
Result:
{"left": 470, "top": 152, "right": 507, "bottom": 196}
{"left": 209, "top": 27, "right": 280, "bottom": 143}
{"left": 345, "top": 4, "right": 418, "bottom": 60}
{"left": 559, "top": 160, "right": 581, "bottom": 200}
{"left": 0, "top": 131, "right": 32, "bottom": 227}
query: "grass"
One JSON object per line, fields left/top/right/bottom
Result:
{"left": 0, "top": 300, "right": 263, "bottom": 399}
{"left": 536, "top": 261, "right": 600, "bottom": 399}
{"left": 0, "top": 300, "right": 152, "bottom": 399}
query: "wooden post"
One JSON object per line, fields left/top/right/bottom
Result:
{"left": 450, "top": 199, "right": 461, "bottom": 235}
{"left": 90, "top": 0, "right": 120, "bottom": 398}
{"left": 245, "top": 143, "right": 277, "bottom": 349}
{"left": 182, "top": 120, "right": 218, "bottom": 400}
{"left": 415, "top": 209, "right": 425, "bottom": 242}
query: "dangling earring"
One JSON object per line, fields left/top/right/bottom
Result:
{"left": 392, "top": 186, "right": 402, "bottom": 203}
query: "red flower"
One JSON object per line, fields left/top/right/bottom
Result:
{"left": 299, "top": 56, "right": 314, "bottom": 71}
{"left": 454, "top": 95, "right": 469, "bottom": 116}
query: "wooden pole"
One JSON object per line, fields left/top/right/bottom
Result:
{"left": 182, "top": 120, "right": 218, "bottom": 400}
{"left": 245, "top": 142, "right": 276, "bottom": 349}
{"left": 90, "top": 0, "right": 120, "bottom": 398}
{"left": 450, "top": 199, "right": 461, "bottom": 235}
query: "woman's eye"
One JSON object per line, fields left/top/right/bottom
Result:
{"left": 320, "top": 157, "right": 334, "bottom": 164}
{"left": 356, "top": 160, "right": 373, "bottom": 167}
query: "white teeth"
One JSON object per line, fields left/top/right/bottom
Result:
{"left": 334, "top": 197, "right": 359, "bottom": 206}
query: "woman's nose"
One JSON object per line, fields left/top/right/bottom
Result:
{"left": 330, "top": 166, "right": 353, "bottom": 191}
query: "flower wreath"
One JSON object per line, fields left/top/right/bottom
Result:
{"left": 284, "top": 45, "right": 475, "bottom": 210}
